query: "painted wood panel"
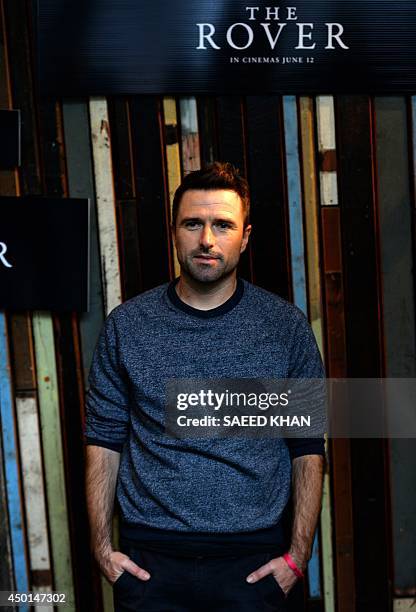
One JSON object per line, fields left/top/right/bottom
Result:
{"left": 89, "top": 97, "right": 123, "bottom": 315}
{"left": 32, "top": 313, "right": 75, "bottom": 608}
{"left": 179, "top": 97, "right": 201, "bottom": 173}
{"left": 283, "top": 96, "right": 308, "bottom": 315}
{"left": 316, "top": 97, "right": 338, "bottom": 207}
{"left": 15, "top": 396, "right": 52, "bottom": 608}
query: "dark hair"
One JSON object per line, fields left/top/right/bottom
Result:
{"left": 172, "top": 162, "right": 250, "bottom": 228}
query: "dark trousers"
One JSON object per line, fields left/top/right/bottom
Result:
{"left": 113, "top": 540, "right": 287, "bottom": 612}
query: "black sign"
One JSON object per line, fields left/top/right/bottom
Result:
{"left": 0, "top": 110, "right": 21, "bottom": 169}
{"left": 0, "top": 197, "right": 90, "bottom": 311}
{"left": 38, "top": 0, "right": 416, "bottom": 95}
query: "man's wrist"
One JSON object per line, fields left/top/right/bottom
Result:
{"left": 93, "top": 540, "right": 113, "bottom": 562}
{"left": 283, "top": 552, "right": 304, "bottom": 578}
{"left": 287, "top": 547, "right": 307, "bottom": 573}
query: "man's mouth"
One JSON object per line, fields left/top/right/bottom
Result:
{"left": 193, "top": 254, "right": 220, "bottom": 260}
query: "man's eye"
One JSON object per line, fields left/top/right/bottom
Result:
{"left": 185, "top": 221, "right": 200, "bottom": 228}
{"left": 216, "top": 222, "right": 231, "bottom": 230}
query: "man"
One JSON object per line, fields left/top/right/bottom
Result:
{"left": 85, "top": 162, "right": 325, "bottom": 611}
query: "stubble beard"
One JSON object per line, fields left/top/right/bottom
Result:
{"left": 180, "top": 253, "right": 239, "bottom": 284}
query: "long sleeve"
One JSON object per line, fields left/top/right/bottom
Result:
{"left": 84, "top": 312, "right": 130, "bottom": 453}
{"left": 285, "top": 311, "right": 326, "bottom": 460}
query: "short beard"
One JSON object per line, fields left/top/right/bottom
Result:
{"left": 180, "top": 255, "right": 238, "bottom": 285}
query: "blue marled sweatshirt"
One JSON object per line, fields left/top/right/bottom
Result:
{"left": 85, "top": 279, "right": 324, "bottom": 539}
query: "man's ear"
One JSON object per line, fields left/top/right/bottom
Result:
{"left": 240, "top": 224, "right": 252, "bottom": 253}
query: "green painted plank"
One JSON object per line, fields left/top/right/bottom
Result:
{"left": 32, "top": 313, "right": 75, "bottom": 609}
{"left": 61, "top": 100, "right": 104, "bottom": 380}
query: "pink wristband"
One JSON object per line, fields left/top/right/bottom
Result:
{"left": 283, "top": 553, "right": 304, "bottom": 579}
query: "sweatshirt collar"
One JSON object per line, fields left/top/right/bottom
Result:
{"left": 167, "top": 278, "right": 244, "bottom": 318}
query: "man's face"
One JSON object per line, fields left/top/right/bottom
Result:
{"left": 172, "top": 189, "right": 251, "bottom": 284}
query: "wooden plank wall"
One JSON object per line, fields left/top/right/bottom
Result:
{"left": 0, "top": 3, "right": 415, "bottom": 611}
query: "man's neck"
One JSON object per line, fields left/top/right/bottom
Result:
{"left": 175, "top": 274, "right": 238, "bottom": 311}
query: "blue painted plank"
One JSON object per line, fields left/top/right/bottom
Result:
{"left": 283, "top": 95, "right": 322, "bottom": 600}
{"left": 308, "top": 532, "right": 321, "bottom": 598}
{"left": 0, "top": 312, "right": 29, "bottom": 605}
{"left": 283, "top": 96, "right": 308, "bottom": 316}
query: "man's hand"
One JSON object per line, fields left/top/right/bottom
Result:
{"left": 97, "top": 548, "right": 151, "bottom": 585}
{"left": 246, "top": 555, "right": 298, "bottom": 596}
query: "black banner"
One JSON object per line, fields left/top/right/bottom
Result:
{"left": 38, "top": 0, "right": 416, "bottom": 95}
{"left": 0, "top": 197, "right": 90, "bottom": 311}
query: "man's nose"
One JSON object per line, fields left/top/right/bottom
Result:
{"left": 199, "top": 225, "right": 215, "bottom": 249}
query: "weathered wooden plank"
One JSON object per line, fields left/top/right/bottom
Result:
{"left": 299, "top": 98, "right": 324, "bottom": 349}
{"left": 129, "top": 96, "right": 173, "bottom": 289}
{"left": 375, "top": 96, "right": 416, "bottom": 597}
{"left": 316, "top": 97, "right": 338, "bottom": 206}
{"left": 32, "top": 313, "right": 75, "bottom": 609}
{"left": 89, "top": 97, "right": 123, "bottom": 315}
{"left": 393, "top": 599, "right": 416, "bottom": 612}
{"left": 283, "top": 96, "right": 308, "bottom": 315}
{"left": 179, "top": 97, "right": 201, "bottom": 174}
{"left": 15, "top": 396, "right": 52, "bottom": 606}
{"left": 0, "top": 427, "right": 14, "bottom": 597}
{"left": 245, "top": 96, "right": 291, "bottom": 298}
{"left": 0, "top": 314, "right": 29, "bottom": 596}
{"left": 162, "top": 96, "right": 181, "bottom": 278}
{"left": 298, "top": 96, "right": 335, "bottom": 612}
{"left": 8, "top": 314, "right": 35, "bottom": 391}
